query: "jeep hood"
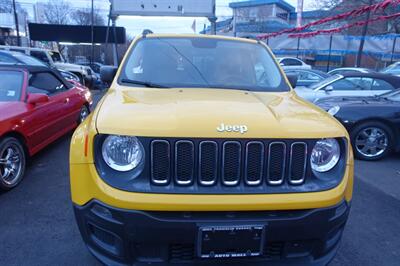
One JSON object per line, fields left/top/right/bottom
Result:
{"left": 95, "top": 88, "right": 346, "bottom": 139}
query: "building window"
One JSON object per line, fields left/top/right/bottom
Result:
{"left": 276, "top": 12, "right": 288, "bottom": 20}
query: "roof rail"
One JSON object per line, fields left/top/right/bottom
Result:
{"left": 142, "top": 29, "right": 154, "bottom": 37}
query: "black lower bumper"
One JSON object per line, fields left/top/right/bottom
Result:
{"left": 73, "top": 200, "right": 350, "bottom": 266}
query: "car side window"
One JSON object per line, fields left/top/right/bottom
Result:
{"left": 30, "top": 51, "right": 50, "bottom": 64}
{"left": 28, "top": 72, "right": 66, "bottom": 96}
{"left": 298, "top": 71, "right": 321, "bottom": 81}
{"left": 281, "top": 58, "right": 302, "bottom": 66}
{"left": 371, "top": 79, "right": 395, "bottom": 91}
{"left": 329, "top": 77, "right": 368, "bottom": 91}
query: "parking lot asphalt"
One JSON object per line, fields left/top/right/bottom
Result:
{"left": 0, "top": 91, "right": 399, "bottom": 266}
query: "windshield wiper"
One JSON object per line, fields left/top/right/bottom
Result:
{"left": 120, "top": 79, "right": 169, "bottom": 88}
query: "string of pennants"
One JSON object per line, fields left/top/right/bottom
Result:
{"left": 288, "top": 12, "right": 400, "bottom": 38}
{"left": 257, "top": 0, "right": 400, "bottom": 39}
{"left": 344, "top": 33, "right": 400, "bottom": 40}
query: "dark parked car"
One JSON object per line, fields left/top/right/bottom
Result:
{"left": 0, "top": 50, "right": 47, "bottom": 67}
{"left": 315, "top": 90, "right": 400, "bottom": 160}
{"left": 285, "top": 69, "right": 330, "bottom": 87}
{"left": 0, "top": 50, "right": 82, "bottom": 84}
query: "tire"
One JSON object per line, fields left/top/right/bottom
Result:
{"left": 0, "top": 137, "right": 26, "bottom": 191}
{"left": 350, "top": 121, "right": 394, "bottom": 161}
{"left": 78, "top": 104, "right": 90, "bottom": 124}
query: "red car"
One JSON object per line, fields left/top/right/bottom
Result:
{"left": 0, "top": 65, "right": 92, "bottom": 190}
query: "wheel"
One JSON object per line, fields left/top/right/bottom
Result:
{"left": 78, "top": 105, "right": 90, "bottom": 124}
{"left": 0, "top": 137, "right": 26, "bottom": 190}
{"left": 350, "top": 121, "right": 393, "bottom": 161}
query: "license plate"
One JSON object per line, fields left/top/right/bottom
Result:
{"left": 198, "top": 225, "right": 264, "bottom": 259}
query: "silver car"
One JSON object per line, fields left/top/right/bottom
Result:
{"left": 295, "top": 73, "right": 399, "bottom": 103}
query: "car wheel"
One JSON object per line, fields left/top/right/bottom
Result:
{"left": 350, "top": 121, "right": 393, "bottom": 161}
{"left": 78, "top": 105, "right": 90, "bottom": 124}
{"left": 0, "top": 137, "right": 26, "bottom": 190}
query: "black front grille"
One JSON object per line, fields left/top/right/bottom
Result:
{"left": 150, "top": 139, "right": 309, "bottom": 189}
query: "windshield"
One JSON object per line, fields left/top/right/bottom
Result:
{"left": 381, "top": 63, "right": 400, "bottom": 74}
{"left": 120, "top": 37, "right": 289, "bottom": 92}
{"left": 12, "top": 52, "right": 47, "bottom": 67}
{"left": 49, "top": 51, "right": 63, "bottom": 63}
{"left": 307, "top": 74, "right": 341, "bottom": 90}
{"left": 0, "top": 70, "right": 24, "bottom": 102}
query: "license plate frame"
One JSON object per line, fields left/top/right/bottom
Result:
{"left": 197, "top": 225, "right": 265, "bottom": 259}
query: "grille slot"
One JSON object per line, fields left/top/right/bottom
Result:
{"left": 149, "top": 139, "right": 310, "bottom": 190}
{"left": 198, "top": 141, "right": 218, "bottom": 186}
{"left": 222, "top": 141, "right": 242, "bottom": 186}
{"left": 267, "top": 142, "right": 286, "bottom": 185}
{"left": 289, "top": 142, "right": 307, "bottom": 185}
{"left": 175, "top": 141, "right": 194, "bottom": 185}
{"left": 151, "top": 140, "right": 171, "bottom": 185}
{"left": 245, "top": 141, "right": 264, "bottom": 186}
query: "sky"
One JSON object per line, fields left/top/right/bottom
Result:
{"left": 18, "top": 0, "right": 312, "bottom": 36}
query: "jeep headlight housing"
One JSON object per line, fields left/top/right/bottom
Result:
{"left": 102, "top": 135, "right": 144, "bottom": 172}
{"left": 311, "top": 138, "right": 340, "bottom": 172}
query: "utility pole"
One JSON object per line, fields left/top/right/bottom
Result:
{"left": 91, "top": 0, "right": 94, "bottom": 65}
{"left": 356, "top": 0, "right": 372, "bottom": 67}
{"left": 296, "top": 0, "right": 304, "bottom": 27}
{"left": 111, "top": 15, "right": 118, "bottom": 66}
{"left": 12, "top": 0, "right": 21, "bottom": 46}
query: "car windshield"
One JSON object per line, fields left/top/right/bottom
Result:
{"left": 121, "top": 37, "right": 289, "bottom": 92}
{"left": 0, "top": 70, "right": 24, "bottom": 102}
{"left": 381, "top": 63, "right": 400, "bottom": 74}
{"left": 307, "top": 74, "right": 341, "bottom": 90}
{"left": 11, "top": 52, "right": 47, "bottom": 67}
{"left": 49, "top": 51, "right": 63, "bottom": 63}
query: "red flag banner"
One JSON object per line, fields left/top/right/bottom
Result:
{"left": 287, "top": 12, "right": 400, "bottom": 38}
{"left": 257, "top": 0, "right": 400, "bottom": 39}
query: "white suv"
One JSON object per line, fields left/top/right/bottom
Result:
{"left": 0, "top": 45, "right": 95, "bottom": 88}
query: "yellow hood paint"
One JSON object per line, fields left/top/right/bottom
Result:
{"left": 95, "top": 87, "right": 348, "bottom": 139}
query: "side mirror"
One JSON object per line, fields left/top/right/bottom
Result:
{"left": 100, "top": 66, "right": 118, "bottom": 84}
{"left": 27, "top": 93, "right": 49, "bottom": 105}
{"left": 325, "top": 85, "right": 334, "bottom": 92}
{"left": 286, "top": 73, "right": 298, "bottom": 88}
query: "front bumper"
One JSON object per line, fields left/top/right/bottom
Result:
{"left": 74, "top": 200, "right": 350, "bottom": 266}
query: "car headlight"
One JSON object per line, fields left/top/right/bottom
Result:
{"left": 101, "top": 135, "right": 144, "bottom": 171}
{"left": 327, "top": 105, "right": 340, "bottom": 116}
{"left": 311, "top": 138, "right": 340, "bottom": 172}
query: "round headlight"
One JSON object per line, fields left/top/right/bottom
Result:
{"left": 311, "top": 139, "right": 340, "bottom": 172}
{"left": 102, "top": 135, "right": 144, "bottom": 172}
{"left": 327, "top": 106, "right": 340, "bottom": 116}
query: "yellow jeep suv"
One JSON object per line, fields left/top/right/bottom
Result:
{"left": 70, "top": 34, "right": 353, "bottom": 265}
